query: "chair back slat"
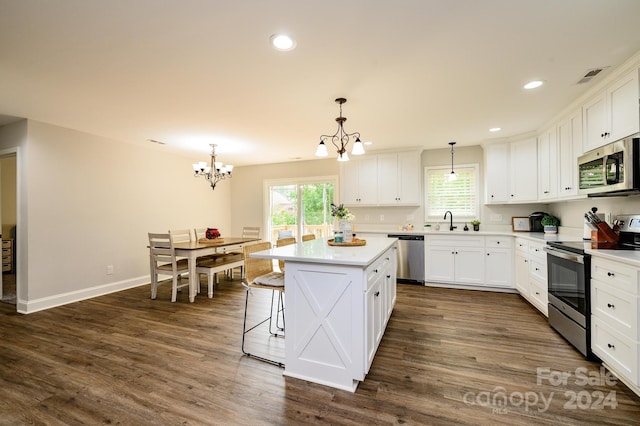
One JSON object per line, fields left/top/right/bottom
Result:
{"left": 302, "top": 234, "right": 316, "bottom": 241}
{"left": 169, "top": 229, "right": 194, "bottom": 243}
{"left": 242, "top": 226, "right": 261, "bottom": 239}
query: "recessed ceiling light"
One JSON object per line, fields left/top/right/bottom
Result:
{"left": 523, "top": 80, "right": 544, "bottom": 90}
{"left": 489, "top": 127, "right": 501, "bottom": 132}
{"left": 363, "top": 141, "right": 373, "bottom": 145}
{"left": 270, "top": 34, "right": 296, "bottom": 51}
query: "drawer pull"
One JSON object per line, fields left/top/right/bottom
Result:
{"left": 607, "top": 272, "right": 615, "bottom": 277}
{"left": 607, "top": 303, "right": 615, "bottom": 309}
{"left": 374, "top": 291, "right": 380, "bottom": 297}
{"left": 607, "top": 343, "right": 615, "bottom": 350}
{"left": 386, "top": 275, "right": 391, "bottom": 278}
{"left": 496, "top": 241, "right": 500, "bottom": 245}
{"left": 535, "top": 291, "right": 540, "bottom": 296}
{"left": 374, "top": 269, "right": 378, "bottom": 273}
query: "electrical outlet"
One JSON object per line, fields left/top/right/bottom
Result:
{"left": 406, "top": 214, "right": 414, "bottom": 221}
{"left": 490, "top": 214, "right": 503, "bottom": 222}
{"left": 364, "top": 214, "right": 370, "bottom": 221}
{"left": 379, "top": 214, "right": 384, "bottom": 221}
{"left": 106, "top": 265, "right": 114, "bottom": 275}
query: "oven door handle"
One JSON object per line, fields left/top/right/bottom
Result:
{"left": 543, "top": 246, "right": 584, "bottom": 264}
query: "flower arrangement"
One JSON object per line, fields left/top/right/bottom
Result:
{"left": 331, "top": 203, "right": 355, "bottom": 221}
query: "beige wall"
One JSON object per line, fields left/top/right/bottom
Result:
{"left": 0, "top": 119, "right": 233, "bottom": 312}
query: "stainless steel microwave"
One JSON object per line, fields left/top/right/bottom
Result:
{"left": 578, "top": 134, "right": 640, "bottom": 197}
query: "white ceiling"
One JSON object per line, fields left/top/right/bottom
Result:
{"left": 2, "top": 0, "right": 640, "bottom": 166}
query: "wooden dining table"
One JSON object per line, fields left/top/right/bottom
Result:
{"left": 173, "top": 237, "right": 260, "bottom": 302}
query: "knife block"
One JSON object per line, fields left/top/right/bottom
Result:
{"left": 590, "top": 222, "right": 619, "bottom": 243}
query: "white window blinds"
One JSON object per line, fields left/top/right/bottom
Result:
{"left": 425, "top": 164, "right": 479, "bottom": 220}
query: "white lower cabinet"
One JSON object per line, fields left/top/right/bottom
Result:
{"left": 426, "top": 236, "right": 484, "bottom": 285}
{"left": 485, "top": 237, "right": 514, "bottom": 287}
{"left": 425, "top": 235, "right": 514, "bottom": 289}
{"left": 365, "top": 247, "right": 397, "bottom": 372}
{"left": 590, "top": 256, "right": 640, "bottom": 395}
{"left": 514, "top": 238, "right": 548, "bottom": 316}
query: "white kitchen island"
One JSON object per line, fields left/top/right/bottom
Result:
{"left": 251, "top": 236, "right": 398, "bottom": 392}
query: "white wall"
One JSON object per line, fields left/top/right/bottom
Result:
{"left": 0, "top": 119, "right": 232, "bottom": 312}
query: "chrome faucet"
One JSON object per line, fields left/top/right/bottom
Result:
{"left": 444, "top": 210, "right": 456, "bottom": 231}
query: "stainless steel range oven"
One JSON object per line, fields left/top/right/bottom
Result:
{"left": 544, "top": 242, "right": 592, "bottom": 358}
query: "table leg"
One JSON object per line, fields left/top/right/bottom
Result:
{"left": 189, "top": 252, "right": 197, "bottom": 302}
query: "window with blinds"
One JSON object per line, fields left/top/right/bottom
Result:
{"left": 424, "top": 164, "right": 479, "bottom": 220}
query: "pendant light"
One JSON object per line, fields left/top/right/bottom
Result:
{"left": 448, "top": 141, "right": 457, "bottom": 181}
{"left": 316, "top": 97, "right": 365, "bottom": 161}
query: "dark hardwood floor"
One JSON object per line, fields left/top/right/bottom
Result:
{"left": 0, "top": 277, "right": 639, "bottom": 425}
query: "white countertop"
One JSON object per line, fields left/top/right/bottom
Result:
{"left": 586, "top": 245, "right": 640, "bottom": 267}
{"left": 250, "top": 236, "right": 397, "bottom": 267}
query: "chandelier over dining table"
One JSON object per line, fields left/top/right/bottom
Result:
{"left": 192, "top": 144, "right": 233, "bottom": 190}
{"left": 315, "top": 97, "right": 365, "bottom": 162}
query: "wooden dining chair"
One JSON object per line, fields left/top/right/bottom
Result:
{"left": 242, "top": 241, "right": 285, "bottom": 367}
{"left": 148, "top": 232, "right": 190, "bottom": 302}
{"left": 302, "top": 234, "right": 316, "bottom": 242}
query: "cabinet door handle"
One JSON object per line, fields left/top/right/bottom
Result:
{"left": 374, "top": 269, "right": 378, "bottom": 273}
{"left": 487, "top": 253, "right": 490, "bottom": 256}
{"left": 524, "top": 259, "right": 528, "bottom": 263}
{"left": 607, "top": 343, "right": 615, "bottom": 350}
{"left": 607, "top": 303, "right": 615, "bottom": 309}
{"left": 535, "top": 267, "right": 540, "bottom": 271}
{"left": 374, "top": 291, "right": 380, "bottom": 297}
{"left": 386, "top": 275, "right": 391, "bottom": 278}
{"left": 607, "top": 272, "right": 615, "bottom": 277}
{"left": 535, "top": 291, "right": 540, "bottom": 296}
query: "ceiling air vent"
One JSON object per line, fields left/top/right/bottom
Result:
{"left": 577, "top": 67, "right": 608, "bottom": 84}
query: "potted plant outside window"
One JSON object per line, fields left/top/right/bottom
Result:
{"left": 541, "top": 215, "right": 560, "bottom": 234}
{"left": 470, "top": 219, "right": 481, "bottom": 231}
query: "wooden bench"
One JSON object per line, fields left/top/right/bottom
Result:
{"left": 196, "top": 254, "right": 245, "bottom": 298}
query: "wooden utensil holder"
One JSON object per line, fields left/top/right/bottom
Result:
{"left": 590, "top": 222, "right": 619, "bottom": 243}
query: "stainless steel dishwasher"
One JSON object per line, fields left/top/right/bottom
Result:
{"left": 387, "top": 234, "right": 425, "bottom": 284}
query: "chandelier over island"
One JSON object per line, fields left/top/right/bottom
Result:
{"left": 315, "top": 97, "right": 365, "bottom": 162}
{"left": 192, "top": 144, "right": 233, "bottom": 190}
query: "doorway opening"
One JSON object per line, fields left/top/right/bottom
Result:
{"left": 0, "top": 154, "right": 17, "bottom": 305}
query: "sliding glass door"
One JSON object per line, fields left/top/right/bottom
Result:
{"left": 265, "top": 177, "right": 336, "bottom": 243}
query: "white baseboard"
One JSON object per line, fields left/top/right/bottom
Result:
{"left": 17, "top": 275, "right": 150, "bottom": 314}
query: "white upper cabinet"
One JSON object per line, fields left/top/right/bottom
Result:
{"left": 557, "top": 109, "right": 583, "bottom": 198}
{"left": 484, "top": 143, "right": 510, "bottom": 203}
{"left": 509, "top": 139, "right": 538, "bottom": 202}
{"left": 537, "top": 125, "right": 558, "bottom": 201}
{"left": 341, "top": 156, "right": 378, "bottom": 205}
{"left": 341, "top": 150, "right": 421, "bottom": 206}
{"left": 485, "top": 138, "right": 537, "bottom": 204}
{"left": 583, "top": 68, "right": 639, "bottom": 152}
{"left": 377, "top": 151, "right": 421, "bottom": 205}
